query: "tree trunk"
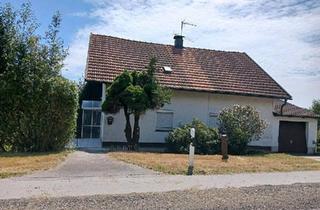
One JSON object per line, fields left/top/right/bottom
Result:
{"left": 132, "top": 113, "right": 140, "bottom": 150}
{"left": 123, "top": 106, "right": 133, "bottom": 150}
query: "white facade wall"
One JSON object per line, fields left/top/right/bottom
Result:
{"left": 102, "top": 88, "right": 318, "bottom": 153}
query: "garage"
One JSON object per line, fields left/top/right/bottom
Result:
{"left": 278, "top": 121, "right": 307, "bottom": 153}
{"left": 274, "top": 101, "right": 318, "bottom": 154}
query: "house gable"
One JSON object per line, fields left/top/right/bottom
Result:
{"left": 85, "top": 33, "right": 291, "bottom": 100}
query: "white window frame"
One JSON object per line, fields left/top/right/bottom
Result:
{"left": 81, "top": 100, "right": 101, "bottom": 139}
{"left": 155, "top": 110, "right": 174, "bottom": 131}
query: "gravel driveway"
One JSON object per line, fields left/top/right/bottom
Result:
{"left": 1, "top": 183, "right": 320, "bottom": 210}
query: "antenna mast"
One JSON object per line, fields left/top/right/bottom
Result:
{"left": 180, "top": 20, "right": 197, "bottom": 36}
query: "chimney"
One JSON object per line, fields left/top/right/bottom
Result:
{"left": 174, "top": 35, "right": 184, "bottom": 48}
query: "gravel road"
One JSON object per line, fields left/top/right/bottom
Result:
{"left": 1, "top": 183, "right": 319, "bottom": 210}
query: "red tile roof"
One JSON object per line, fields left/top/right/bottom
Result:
{"left": 274, "top": 101, "right": 319, "bottom": 118}
{"left": 85, "top": 34, "right": 291, "bottom": 99}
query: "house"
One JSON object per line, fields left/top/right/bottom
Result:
{"left": 79, "top": 33, "right": 318, "bottom": 154}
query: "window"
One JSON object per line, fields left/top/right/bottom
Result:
{"left": 82, "top": 100, "right": 101, "bottom": 109}
{"left": 156, "top": 111, "right": 173, "bottom": 131}
{"left": 163, "top": 66, "right": 172, "bottom": 73}
{"left": 81, "top": 101, "right": 101, "bottom": 139}
{"left": 208, "top": 113, "right": 219, "bottom": 128}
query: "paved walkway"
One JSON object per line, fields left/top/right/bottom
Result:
{"left": 20, "top": 150, "right": 158, "bottom": 179}
{"left": 1, "top": 151, "right": 320, "bottom": 200}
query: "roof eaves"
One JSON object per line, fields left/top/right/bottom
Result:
{"left": 242, "top": 52, "right": 292, "bottom": 100}
{"left": 84, "top": 33, "right": 93, "bottom": 81}
{"left": 273, "top": 112, "right": 319, "bottom": 119}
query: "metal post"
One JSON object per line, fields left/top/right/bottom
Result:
{"left": 221, "top": 134, "right": 229, "bottom": 161}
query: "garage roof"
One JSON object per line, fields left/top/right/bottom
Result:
{"left": 274, "top": 101, "right": 319, "bottom": 118}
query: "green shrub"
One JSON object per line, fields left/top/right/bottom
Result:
{"left": 218, "top": 105, "right": 267, "bottom": 155}
{"left": 166, "top": 119, "right": 219, "bottom": 154}
{"left": 40, "top": 77, "right": 78, "bottom": 151}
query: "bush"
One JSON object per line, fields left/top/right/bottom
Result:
{"left": 166, "top": 119, "right": 219, "bottom": 154}
{"left": 39, "top": 77, "right": 78, "bottom": 151}
{"left": 218, "top": 105, "right": 267, "bottom": 154}
{"left": 0, "top": 76, "right": 78, "bottom": 152}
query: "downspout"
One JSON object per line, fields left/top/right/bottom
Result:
{"left": 280, "top": 99, "right": 287, "bottom": 115}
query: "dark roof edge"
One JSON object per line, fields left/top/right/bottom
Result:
{"left": 273, "top": 112, "right": 319, "bottom": 119}
{"left": 86, "top": 78, "right": 290, "bottom": 100}
{"left": 242, "top": 52, "right": 292, "bottom": 100}
{"left": 170, "top": 87, "right": 290, "bottom": 100}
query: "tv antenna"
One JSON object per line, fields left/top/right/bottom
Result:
{"left": 180, "top": 20, "right": 197, "bottom": 36}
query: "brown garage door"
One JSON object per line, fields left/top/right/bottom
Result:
{"left": 278, "top": 121, "right": 307, "bottom": 153}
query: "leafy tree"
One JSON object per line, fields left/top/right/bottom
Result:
{"left": 311, "top": 99, "right": 320, "bottom": 126}
{"left": 102, "top": 58, "right": 171, "bottom": 150}
{"left": 0, "top": 3, "right": 78, "bottom": 152}
{"left": 311, "top": 99, "right": 320, "bottom": 114}
{"left": 166, "top": 119, "right": 219, "bottom": 154}
{"left": 218, "top": 105, "right": 267, "bottom": 154}
{"left": 311, "top": 99, "right": 320, "bottom": 151}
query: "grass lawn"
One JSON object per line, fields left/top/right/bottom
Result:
{"left": 109, "top": 152, "right": 320, "bottom": 175}
{"left": 0, "top": 150, "right": 71, "bottom": 178}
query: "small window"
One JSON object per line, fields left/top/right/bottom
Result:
{"left": 156, "top": 111, "right": 173, "bottom": 131}
{"left": 163, "top": 66, "right": 172, "bottom": 73}
{"left": 82, "top": 100, "right": 101, "bottom": 109}
{"left": 209, "top": 113, "right": 219, "bottom": 128}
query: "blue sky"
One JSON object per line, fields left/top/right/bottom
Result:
{"left": 4, "top": 0, "right": 320, "bottom": 108}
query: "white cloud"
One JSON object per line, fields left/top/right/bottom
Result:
{"left": 64, "top": 0, "right": 320, "bottom": 108}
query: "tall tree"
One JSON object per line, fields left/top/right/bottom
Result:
{"left": 0, "top": 3, "right": 78, "bottom": 152}
{"left": 102, "top": 58, "right": 171, "bottom": 150}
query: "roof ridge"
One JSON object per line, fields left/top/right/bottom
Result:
{"left": 90, "top": 33, "right": 244, "bottom": 54}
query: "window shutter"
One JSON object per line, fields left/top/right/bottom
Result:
{"left": 156, "top": 111, "right": 173, "bottom": 130}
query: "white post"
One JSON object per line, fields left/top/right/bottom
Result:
{"left": 188, "top": 143, "right": 195, "bottom": 167}
{"left": 190, "top": 127, "right": 195, "bottom": 139}
{"left": 188, "top": 127, "right": 195, "bottom": 175}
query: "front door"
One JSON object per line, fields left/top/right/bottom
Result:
{"left": 278, "top": 121, "right": 307, "bottom": 153}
